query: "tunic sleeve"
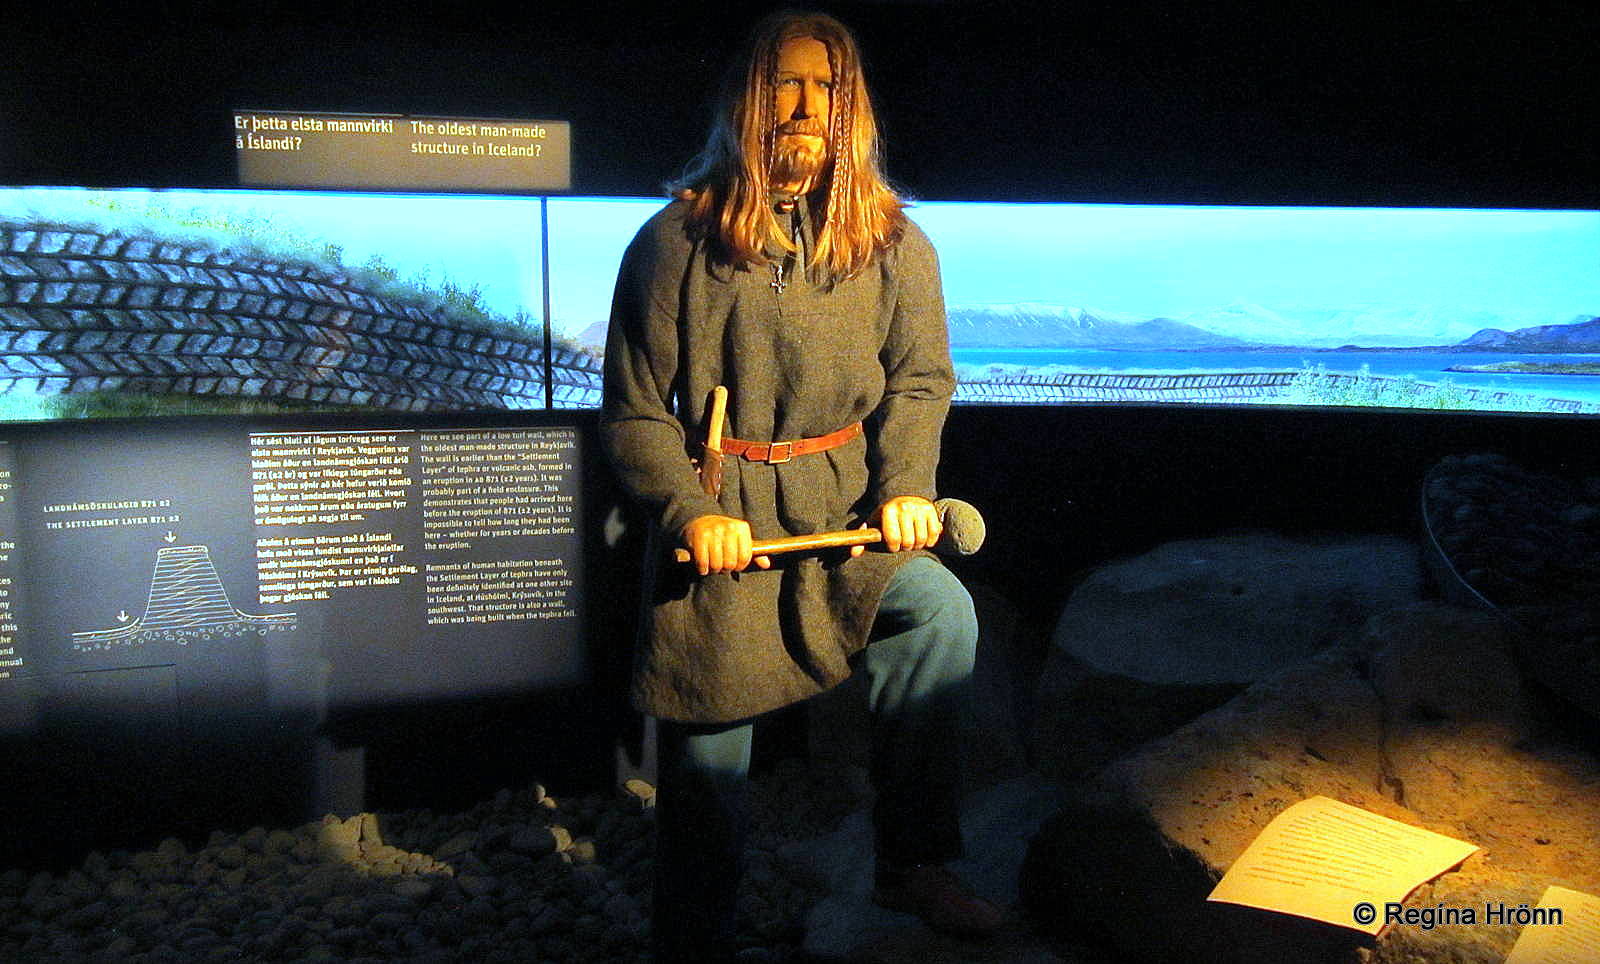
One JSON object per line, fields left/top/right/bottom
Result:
{"left": 599, "top": 212, "right": 725, "bottom": 539}
{"left": 868, "top": 224, "right": 955, "bottom": 508}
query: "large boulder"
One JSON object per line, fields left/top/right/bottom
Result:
{"left": 1034, "top": 532, "right": 1425, "bottom": 778}
{"left": 1021, "top": 602, "right": 1600, "bottom": 963}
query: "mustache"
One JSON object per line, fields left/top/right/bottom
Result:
{"left": 776, "top": 119, "right": 827, "bottom": 137}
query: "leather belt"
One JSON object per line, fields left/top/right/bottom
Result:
{"left": 718, "top": 421, "right": 863, "bottom": 464}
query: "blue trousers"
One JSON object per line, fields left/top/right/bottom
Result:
{"left": 653, "top": 556, "right": 979, "bottom": 961}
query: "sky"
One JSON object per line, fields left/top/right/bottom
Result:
{"left": 544, "top": 196, "right": 661, "bottom": 338}
{"left": 912, "top": 202, "right": 1600, "bottom": 330}
{"left": 540, "top": 198, "right": 1600, "bottom": 343}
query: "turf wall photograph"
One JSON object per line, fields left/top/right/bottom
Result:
{"left": 0, "top": 187, "right": 580, "bottom": 422}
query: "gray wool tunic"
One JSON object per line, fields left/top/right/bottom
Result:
{"left": 600, "top": 196, "right": 956, "bottom": 723}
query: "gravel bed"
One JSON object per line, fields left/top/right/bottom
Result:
{"left": 1425, "top": 452, "right": 1600, "bottom": 610}
{"left": 0, "top": 758, "right": 871, "bottom": 962}
{"left": 1424, "top": 452, "right": 1600, "bottom": 715}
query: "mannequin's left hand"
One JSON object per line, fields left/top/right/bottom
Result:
{"left": 853, "top": 496, "right": 942, "bottom": 556}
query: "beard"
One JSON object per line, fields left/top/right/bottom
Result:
{"left": 769, "top": 120, "right": 830, "bottom": 189}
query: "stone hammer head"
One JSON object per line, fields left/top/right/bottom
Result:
{"left": 933, "top": 498, "right": 986, "bottom": 556}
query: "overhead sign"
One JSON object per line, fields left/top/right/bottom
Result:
{"left": 234, "top": 111, "right": 571, "bottom": 193}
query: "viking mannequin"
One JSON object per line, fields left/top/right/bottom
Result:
{"left": 600, "top": 11, "right": 1003, "bottom": 958}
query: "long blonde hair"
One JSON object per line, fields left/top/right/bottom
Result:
{"left": 670, "top": 11, "right": 907, "bottom": 282}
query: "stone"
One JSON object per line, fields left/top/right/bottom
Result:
{"left": 316, "top": 814, "right": 363, "bottom": 863}
{"left": 603, "top": 892, "right": 645, "bottom": 930}
{"left": 155, "top": 838, "right": 187, "bottom": 861}
{"left": 1021, "top": 602, "right": 1600, "bottom": 964}
{"left": 463, "top": 895, "right": 498, "bottom": 926}
{"left": 434, "top": 832, "right": 478, "bottom": 860}
{"left": 56, "top": 900, "right": 108, "bottom": 930}
{"left": 621, "top": 778, "right": 656, "bottom": 811}
{"left": 293, "top": 867, "right": 344, "bottom": 904}
{"left": 29, "top": 894, "right": 71, "bottom": 920}
{"left": 457, "top": 874, "right": 498, "bottom": 898}
{"left": 476, "top": 823, "right": 513, "bottom": 852}
{"left": 567, "top": 838, "right": 598, "bottom": 865}
{"left": 105, "top": 935, "right": 137, "bottom": 956}
{"left": 509, "top": 826, "right": 560, "bottom": 857}
{"left": 367, "top": 911, "right": 409, "bottom": 933}
{"left": 392, "top": 877, "right": 435, "bottom": 902}
{"left": 529, "top": 902, "right": 565, "bottom": 936}
{"left": 60, "top": 869, "right": 96, "bottom": 900}
{"left": 0, "top": 753, "right": 818, "bottom": 961}
{"left": 1034, "top": 531, "right": 1424, "bottom": 778}
{"left": 80, "top": 851, "right": 109, "bottom": 881}
{"left": 568, "top": 864, "right": 607, "bottom": 897}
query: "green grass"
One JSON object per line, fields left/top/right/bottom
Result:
{"left": 64, "top": 195, "right": 563, "bottom": 344}
{"left": 1447, "top": 361, "right": 1600, "bottom": 376}
{"left": 1285, "top": 363, "right": 1596, "bottom": 413}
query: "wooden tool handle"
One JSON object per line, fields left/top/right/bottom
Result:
{"left": 699, "top": 385, "right": 729, "bottom": 498}
{"left": 705, "top": 385, "right": 728, "bottom": 453}
{"left": 673, "top": 527, "right": 882, "bottom": 564}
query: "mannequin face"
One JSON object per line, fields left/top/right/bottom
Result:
{"left": 775, "top": 37, "right": 832, "bottom": 138}
{"left": 770, "top": 36, "right": 833, "bottom": 194}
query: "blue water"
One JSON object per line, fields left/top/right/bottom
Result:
{"left": 952, "top": 348, "right": 1600, "bottom": 407}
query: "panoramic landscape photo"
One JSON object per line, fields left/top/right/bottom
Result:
{"left": 0, "top": 187, "right": 556, "bottom": 422}
{"left": 546, "top": 198, "right": 1600, "bottom": 413}
{"left": 917, "top": 202, "right": 1600, "bottom": 412}
{"left": 21, "top": 191, "right": 1587, "bottom": 419}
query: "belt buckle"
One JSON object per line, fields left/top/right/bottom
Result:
{"left": 766, "top": 440, "right": 794, "bottom": 464}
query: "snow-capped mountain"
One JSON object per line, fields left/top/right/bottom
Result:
{"left": 946, "top": 303, "right": 1245, "bottom": 348}
{"left": 1457, "top": 315, "right": 1600, "bottom": 352}
{"left": 1174, "top": 302, "right": 1511, "bottom": 348}
{"left": 572, "top": 304, "right": 1599, "bottom": 353}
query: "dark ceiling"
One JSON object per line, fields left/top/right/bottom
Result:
{"left": 3, "top": 1, "right": 1595, "bottom": 206}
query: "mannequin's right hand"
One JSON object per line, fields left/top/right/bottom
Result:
{"left": 682, "top": 515, "right": 771, "bottom": 575}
